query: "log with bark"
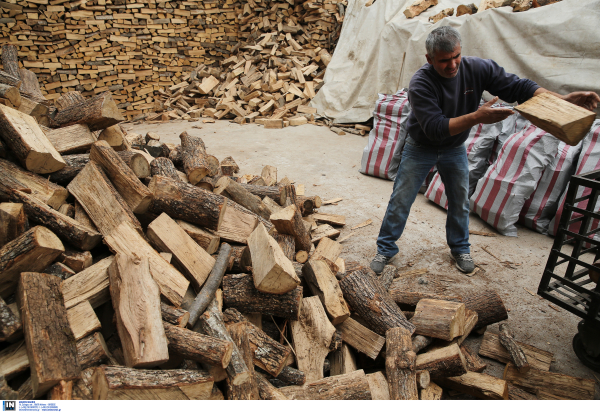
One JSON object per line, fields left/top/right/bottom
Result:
{"left": 436, "top": 371, "right": 509, "bottom": 400}
{"left": 225, "top": 322, "right": 260, "bottom": 400}
{"left": 279, "top": 370, "right": 372, "bottom": 400}
{"left": 0, "top": 83, "right": 21, "bottom": 107}
{"left": 117, "top": 150, "right": 150, "bottom": 179}
{"left": 47, "top": 153, "right": 90, "bottom": 186}
{"left": 76, "top": 332, "right": 111, "bottom": 370}
{"left": 220, "top": 156, "right": 239, "bottom": 176}
{"left": 256, "top": 373, "right": 288, "bottom": 400}
{"left": 67, "top": 301, "right": 101, "bottom": 341}
{"left": 0, "top": 202, "right": 27, "bottom": 248}
{"left": 412, "top": 335, "right": 433, "bottom": 354}
{"left": 461, "top": 346, "right": 487, "bottom": 373}
{"left": 462, "top": 290, "right": 508, "bottom": 329}
{"left": 150, "top": 157, "right": 181, "bottom": 180}
{"left": 478, "top": 331, "right": 553, "bottom": 371}
{"left": 386, "top": 327, "right": 418, "bottom": 400}
{"left": 51, "top": 92, "right": 125, "bottom": 131}
{"left": 215, "top": 176, "right": 272, "bottom": 220}
{"left": 240, "top": 183, "right": 286, "bottom": 205}
{"left": 1, "top": 45, "right": 20, "bottom": 79}
{"left": 420, "top": 381, "right": 443, "bottom": 400}
{"left": 366, "top": 371, "right": 390, "bottom": 400}
{"left": 44, "top": 124, "right": 96, "bottom": 155}
{"left": 270, "top": 205, "right": 312, "bottom": 252}
{"left": 163, "top": 321, "right": 232, "bottom": 368}
{"left": 329, "top": 343, "right": 357, "bottom": 376}
{"left": 180, "top": 131, "right": 219, "bottom": 184}
{"left": 60, "top": 250, "right": 92, "bottom": 273}
{"left": 176, "top": 220, "right": 220, "bottom": 254}
{"left": 271, "top": 232, "right": 295, "bottom": 261}
{"left": 410, "top": 299, "right": 466, "bottom": 341}
{"left": 302, "top": 259, "right": 349, "bottom": 324}
{"left": 415, "top": 344, "right": 468, "bottom": 378}
{"left": 498, "top": 323, "right": 530, "bottom": 373}
{"left": 55, "top": 91, "right": 85, "bottom": 111}
{"left": 0, "top": 295, "right": 20, "bottom": 342}
{"left": 336, "top": 317, "right": 385, "bottom": 360}
{"left": 456, "top": 3, "right": 478, "bottom": 15}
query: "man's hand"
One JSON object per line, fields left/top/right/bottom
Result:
{"left": 563, "top": 91, "right": 600, "bottom": 111}
{"left": 474, "top": 96, "right": 514, "bottom": 124}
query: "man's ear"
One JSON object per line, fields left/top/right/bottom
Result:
{"left": 425, "top": 54, "right": 433, "bottom": 65}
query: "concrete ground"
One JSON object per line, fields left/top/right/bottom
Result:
{"left": 126, "top": 119, "right": 599, "bottom": 398}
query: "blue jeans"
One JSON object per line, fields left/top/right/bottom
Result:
{"left": 376, "top": 138, "right": 471, "bottom": 258}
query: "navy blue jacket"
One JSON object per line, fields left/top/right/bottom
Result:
{"left": 407, "top": 56, "right": 539, "bottom": 148}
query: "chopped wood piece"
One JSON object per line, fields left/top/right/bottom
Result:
{"left": 279, "top": 370, "right": 372, "bottom": 400}
{"left": 241, "top": 183, "right": 285, "bottom": 205}
{"left": 47, "top": 154, "right": 90, "bottom": 186}
{"left": 55, "top": 91, "right": 85, "bottom": 112}
{"left": 0, "top": 105, "right": 65, "bottom": 174}
{"left": 404, "top": 0, "right": 439, "bottom": 18}
{"left": 52, "top": 92, "right": 124, "bottom": 131}
{"left": 0, "top": 202, "right": 27, "bottom": 248}
{"left": 0, "top": 84, "right": 21, "bottom": 108}
{"left": 228, "top": 245, "right": 252, "bottom": 273}
{"left": 429, "top": 7, "right": 454, "bottom": 23}
{"left": 329, "top": 343, "right": 357, "bottom": 376}
{"left": 312, "top": 213, "right": 346, "bottom": 226}
{"left": 311, "top": 224, "right": 341, "bottom": 243}
{"left": 272, "top": 233, "right": 295, "bottom": 261}
{"left": 336, "top": 317, "right": 385, "bottom": 360}
{"left": 311, "top": 238, "right": 342, "bottom": 264}
{"left": 62, "top": 256, "right": 113, "bottom": 309}
{"left": 436, "top": 371, "right": 508, "bottom": 400}
{"left": 76, "top": 332, "right": 111, "bottom": 370}
{"left": 48, "top": 380, "right": 73, "bottom": 400}
{"left": 216, "top": 199, "right": 263, "bottom": 244}
{"left": 220, "top": 156, "right": 239, "bottom": 176}
{"left": 462, "top": 290, "right": 508, "bottom": 329}
{"left": 415, "top": 344, "right": 467, "bottom": 378}
{"left": 19, "top": 272, "right": 81, "bottom": 397}
{"left": 163, "top": 321, "right": 232, "bottom": 368}
{"left": 302, "top": 259, "right": 350, "bottom": 324}
{"left": 461, "top": 346, "right": 487, "bottom": 373}
{"left": 161, "top": 303, "right": 189, "bottom": 328}
{"left": 98, "top": 125, "right": 125, "bottom": 149}
{"left": 118, "top": 151, "right": 150, "bottom": 179}
{"left": 270, "top": 205, "right": 312, "bottom": 252}
{"left": 412, "top": 335, "right": 434, "bottom": 354}
{"left": 150, "top": 157, "right": 180, "bottom": 180}
{"left": 420, "top": 381, "right": 443, "bottom": 400}
{"left": 215, "top": 176, "right": 271, "bottom": 220}
{"left": 261, "top": 165, "right": 277, "bottom": 186}
{"left": 44, "top": 124, "right": 96, "bottom": 155}
{"left": 1, "top": 45, "right": 20, "bottom": 79}
{"left": 366, "top": 372, "right": 390, "bottom": 400}
{"left": 508, "top": 383, "right": 537, "bottom": 400}
{"left": 0, "top": 295, "right": 20, "bottom": 342}
{"left": 498, "top": 323, "right": 530, "bottom": 373}
{"left": 271, "top": 366, "right": 306, "bottom": 387}
{"left": 478, "top": 331, "right": 553, "bottom": 371}
{"left": 225, "top": 322, "right": 260, "bottom": 400}
{"left": 176, "top": 220, "right": 220, "bottom": 255}
{"left": 291, "top": 296, "right": 336, "bottom": 383}
{"left": 256, "top": 373, "right": 288, "bottom": 400}
{"left": 92, "top": 366, "right": 214, "bottom": 400}
{"left": 67, "top": 301, "right": 101, "bottom": 341}
{"left": 180, "top": 131, "right": 219, "bottom": 184}
{"left": 223, "top": 274, "right": 303, "bottom": 320}
{"left": 0, "top": 341, "right": 29, "bottom": 379}
{"left": 411, "top": 299, "right": 466, "bottom": 341}
{"left": 108, "top": 254, "right": 169, "bottom": 368}
{"left": 339, "top": 268, "right": 415, "bottom": 335}
{"left": 295, "top": 250, "right": 309, "bottom": 263}
{"left": 416, "top": 370, "right": 431, "bottom": 389}
{"left": 60, "top": 250, "right": 91, "bottom": 273}
{"left": 386, "top": 327, "right": 418, "bottom": 400}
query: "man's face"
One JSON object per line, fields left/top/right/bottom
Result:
{"left": 426, "top": 44, "right": 461, "bottom": 79}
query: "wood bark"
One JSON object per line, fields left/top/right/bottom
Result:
{"left": 180, "top": 131, "right": 219, "bottom": 184}
{"left": 411, "top": 299, "right": 466, "bottom": 341}
{"left": 339, "top": 268, "right": 415, "bottom": 336}
{"left": 72, "top": 368, "right": 95, "bottom": 400}
{"left": 498, "top": 323, "right": 530, "bottom": 373}
{"left": 117, "top": 151, "right": 150, "bottom": 178}
{"left": 0, "top": 69, "right": 20, "bottom": 87}
{"left": 270, "top": 366, "right": 306, "bottom": 386}
{"left": 47, "top": 153, "right": 90, "bottom": 186}
{"left": 215, "top": 176, "right": 272, "bottom": 220}
{"left": 220, "top": 156, "right": 239, "bottom": 176}
{"left": 18, "top": 272, "right": 81, "bottom": 397}
{"left": 222, "top": 273, "right": 303, "bottom": 320}
{"left": 62, "top": 256, "right": 113, "bottom": 309}
{"left": 436, "top": 371, "right": 508, "bottom": 400}
{"left": 168, "top": 145, "right": 183, "bottom": 167}
{"left": 55, "top": 91, "right": 85, "bottom": 111}
{"left": 92, "top": 365, "right": 214, "bottom": 400}
{"left": 60, "top": 250, "right": 92, "bottom": 273}
{"left": 163, "top": 321, "right": 233, "bottom": 368}
{"left": 279, "top": 370, "right": 372, "bottom": 400}
{"left": 270, "top": 205, "right": 312, "bottom": 252}
{"left": 248, "top": 223, "right": 299, "bottom": 294}
{"left": 412, "top": 335, "right": 433, "bottom": 353}
{"left": 291, "top": 296, "right": 336, "bottom": 383}
{"left": 386, "top": 327, "right": 418, "bottom": 400}
{"left": 147, "top": 212, "right": 215, "bottom": 293}
{"left": 44, "top": 124, "right": 96, "bottom": 155}
{"left": 0, "top": 202, "right": 27, "bottom": 248}
{"left": 302, "top": 259, "right": 350, "bottom": 324}
{"left": 256, "top": 373, "right": 288, "bottom": 400}
{"left": 420, "top": 381, "right": 443, "bottom": 400}
{"left": 58, "top": 203, "right": 75, "bottom": 219}
{"left": 0, "top": 226, "right": 64, "bottom": 298}
{"left": 0, "top": 295, "right": 20, "bottom": 342}
{"left": 388, "top": 287, "right": 463, "bottom": 307}
{"left": 108, "top": 254, "right": 169, "bottom": 368}
{"left": 240, "top": 183, "right": 285, "bottom": 205}
{"left": 0, "top": 83, "right": 21, "bottom": 107}
{"left": 186, "top": 242, "right": 231, "bottom": 327}
{"left": 176, "top": 220, "right": 220, "bottom": 254}
{"left": 67, "top": 300, "right": 101, "bottom": 341}
{"left": 225, "top": 322, "right": 260, "bottom": 400}
{"left": 150, "top": 157, "right": 181, "bottom": 180}
{"left": 461, "top": 290, "right": 508, "bottom": 329}
{"left": 76, "top": 332, "right": 111, "bottom": 370}
{"left": 461, "top": 346, "right": 487, "bottom": 373}
{"left": 271, "top": 232, "right": 295, "bottom": 261}
{"left": 0, "top": 104, "right": 65, "bottom": 174}
{"left": 478, "top": 331, "right": 553, "bottom": 371}
{"left": 508, "top": 383, "right": 537, "bottom": 400}
{"left": 336, "top": 317, "right": 385, "bottom": 360}
{"left": 1, "top": 45, "right": 20, "bottom": 79}
{"left": 8, "top": 190, "right": 101, "bottom": 251}
{"left": 161, "top": 303, "right": 190, "bottom": 327}
{"left": 148, "top": 175, "right": 227, "bottom": 231}
{"left": 51, "top": 92, "right": 125, "bottom": 131}
{"left": 0, "top": 158, "right": 68, "bottom": 209}
{"left": 415, "top": 344, "right": 467, "bottom": 378}
{"left": 90, "top": 140, "right": 153, "bottom": 214}
{"left": 17, "top": 69, "right": 45, "bottom": 102}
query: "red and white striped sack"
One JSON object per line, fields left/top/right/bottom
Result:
{"left": 519, "top": 140, "right": 583, "bottom": 235}
{"left": 359, "top": 89, "right": 411, "bottom": 180}
{"left": 470, "top": 124, "right": 560, "bottom": 236}
{"left": 548, "top": 120, "right": 600, "bottom": 238}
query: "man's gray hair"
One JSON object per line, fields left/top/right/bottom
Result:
{"left": 426, "top": 26, "right": 461, "bottom": 57}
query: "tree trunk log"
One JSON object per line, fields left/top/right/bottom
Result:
{"left": 478, "top": 331, "right": 553, "bottom": 371}
{"left": 415, "top": 344, "right": 467, "bottom": 378}
{"left": 412, "top": 335, "right": 433, "bottom": 354}
{"left": 168, "top": 145, "right": 182, "bottom": 167}
{"left": 180, "top": 131, "right": 219, "bottom": 184}
{"left": 177, "top": 220, "right": 220, "bottom": 255}
{"left": 0, "top": 295, "right": 20, "bottom": 342}
{"left": 279, "top": 370, "right": 372, "bottom": 400}
{"left": 47, "top": 153, "right": 90, "bottom": 186}
{"left": 215, "top": 176, "right": 272, "bottom": 220}
{"left": 272, "top": 233, "right": 295, "bottom": 261}
{"left": 150, "top": 157, "right": 181, "bottom": 180}
{"left": 461, "top": 290, "right": 508, "bottom": 330}
{"left": 339, "top": 269, "right": 415, "bottom": 336}
{"left": 55, "top": 91, "right": 85, "bottom": 112}
{"left": 225, "top": 322, "right": 260, "bottom": 400}
{"left": 270, "top": 205, "right": 312, "bottom": 252}
{"left": 436, "top": 371, "right": 509, "bottom": 400}
{"left": 0, "top": 202, "right": 27, "bottom": 249}
{"left": 256, "top": 373, "right": 288, "bottom": 399}
{"left": 386, "top": 327, "right": 418, "bottom": 400}
{"left": 411, "top": 299, "right": 466, "bottom": 341}
{"left": 416, "top": 370, "right": 430, "bottom": 389}
{"left": 163, "top": 321, "right": 233, "bottom": 368}
{"left": 76, "top": 332, "right": 111, "bottom": 370}
{"left": 0, "top": 83, "right": 21, "bottom": 107}
{"left": 117, "top": 151, "right": 150, "bottom": 179}
{"left": 44, "top": 124, "right": 96, "bottom": 155}
{"left": 0, "top": 70, "right": 20, "bottom": 87}
{"left": 161, "top": 303, "right": 189, "bottom": 327}
{"left": 17, "top": 69, "right": 45, "bottom": 102}
{"left": 336, "top": 317, "right": 385, "bottom": 360}
{"left": 498, "top": 323, "right": 530, "bottom": 373}
{"left": 240, "top": 183, "right": 285, "bottom": 205}
{"left": 1, "top": 45, "right": 20, "bottom": 79}
{"left": 52, "top": 92, "right": 124, "bottom": 131}
{"left": 461, "top": 346, "right": 487, "bottom": 373}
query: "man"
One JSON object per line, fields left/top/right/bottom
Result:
{"left": 370, "top": 26, "right": 599, "bottom": 274}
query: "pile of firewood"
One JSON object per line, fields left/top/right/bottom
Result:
{"left": 0, "top": 0, "right": 345, "bottom": 121}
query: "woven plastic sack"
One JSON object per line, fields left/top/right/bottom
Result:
{"left": 519, "top": 140, "right": 583, "bottom": 235}
{"left": 470, "top": 124, "right": 560, "bottom": 236}
{"left": 359, "top": 89, "right": 411, "bottom": 180}
{"left": 549, "top": 120, "right": 600, "bottom": 237}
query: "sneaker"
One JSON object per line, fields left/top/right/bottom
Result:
{"left": 451, "top": 252, "right": 475, "bottom": 273}
{"left": 370, "top": 253, "right": 391, "bottom": 274}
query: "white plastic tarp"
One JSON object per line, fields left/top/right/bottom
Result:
{"left": 311, "top": 0, "right": 600, "bottom": 123}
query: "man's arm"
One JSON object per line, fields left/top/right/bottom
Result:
{"left": 534, "top": 88, "right": 600, "bottom": 111}
{"left": 448, "top": 97, "right": 514, "bottom": 136}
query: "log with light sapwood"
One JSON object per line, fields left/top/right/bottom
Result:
{"left": 404, "top": 0, "right": 439, "bottom": 18}
{"left": 147, "top": 213, "right": 215, "bottom": 293}
{"left": 92, "top": 366, "right": 214, "bottom": 400}
{"left": 161, "top": 303, "right": 189, "bottom": 328}
{"left": 117, "top": 151, "right": 150, "bottom": 179}
{"left": 271, "top": 233, "right": 295, "bottom": 261}
{"left": 61, "top": 256, "right": 113, "bottom": 310}
{"left": 51, "top": 92, "right": 124, "bottom": 131}
{"left": 336, "top": 317, "right": 385, "bottom": 360}
{"left": 163, "top": 321, "right": 233, "bottom": 368}
{"left": 311, "top": 237, "right": 342, "bottom": 265}
{"left": 411, "top": 299, "right": 466, "bottom": 341}
{"left": 515, "top": 93, "right": 596, "bottom": 145}
{"left": 222, "top": 309, "right": 292, "bottom": 377}
{"left": 215, "top": 176, "right": 272, "bottom": 220}
{"left": 379, "top": 265, "right": 396, "bottom": 291}
{"left": 312, "top": 213, "right": 346, "bottom": 227}
{"left": 67, "top": 300, "right": 100, "bottom": 340}
{"left": 412, "top": 335, "right": 434, "bottom": 353}
{"left": 76, "top": 332, "right": 111, "bottom": 370}
{"left": 73, "top": 201, "right": 96, "bottom": 232}
{"left": 256, "top": 373, "right": 288, "bottom": 400}
{"left": 388, "top": 284, "right": 463, "bottom": 306}
{"left": 508, "top": 383, "right": 537, "bottom": 400}
{"left": 415, "top": 344, "right": 467, "bottom": 378}
{"left": 55, "top": 91, "right": 85, "bottom": 112}
{"left": 180, "top": 131, "right": 219, "bottom": 184}
{"left": 430, "top": 308, "right": 478, "bottom": 349}
{"left": 329, "top": 343, "right": 357, "bottom": 376}
{"left": 48, "top": 380, "right": 73, "bottom": 400}
{"left": 498, "top": 323, "right": 530, "bottom": 373}
{"left": 8, "top": 190, "right": 101, "bottom": 251}
{"left": 0, "top": 70, "right": 20, "bottom": 87}
{"left": 329, "top": 329, "right": 343, "bottom": 351}
{"left": 503, "top": 363, "right": 595, "bottom": 400}
{"left": 60, "top": 250, "right": 91, "bottom": 273}
{"left": 0, "top": 295, "right": 20, "bottom": 341}
{"left": 0, "top": 105, "right": 65, "bottom": 174}
{"left": 98, "top": 125, "right": 125, "bottom": 149}
{"left": 366, "top": 372, "right": 391, "bottom": 400}
{"left": 240, "top": 183, "right": 286, "bottom": 205}
{"left": 150, "top": 157, "right": 181, "bottom": 180}
{"left": 194, "top": 299, "right": 250, "bottom": 386}
{"left": 386, "top": 327, "right": 418, "bottom": 400}
{"left": 58, "top": 203, "right": 75, "bottom": 219}
{"left": 0, "top": 341, "right": 29, "bottom": 380}
{"left": 17, "top": 69, "right": 45, "bottom": 102}
{"left": 47, "top": 153, "right": 89, "bottom": 186}
{"left": 478, "top": 0, "right": 512, "bottom": 10}
{"left": 220, "top": 156, "right": 239, "bottom": 176}
{"left": 261, "top": 165, "right": 277, "bottom": 186}
{"left": 186, "top": 242, "right": 231, "bottom": 327}
{"left": 44, "top": 124, "right": 96, "bottom": 155}
{"left": 1, "top": 45, "right": 20, "bottom": 79}
{"left": 478, "top": 331, "right": 553, "bottom": 371}
{"left": 456, "top": 3, "right": 478, "bottom": 15}
{"left": 302, "top": 259, "right": 350, "bottom": 325}
{"left": 279, "top": 370, "right": 372, "bottom": 400}
{"left": 511, "top": 0, "right": 531, "bottom": 11}
{"left": 217, "top": 199, "right": 271, "bottom": 245}
{"left": 248, "top": 223, "right": 300, "bottom": 294}
{"left": 0, "top": 226, "right": 64, "bottom": 298}
{"left": 222, "top": 273, "right": 303, "bottom": 320}
{"left": 108, "top": 254, "right": 169, "bottom": 368}
{"left": 339, "top": 269, "right": 415, "bottom": 335}
{"left": 291, "top": 296, "right": 336, "bottom": 383}
{"left": 0, "top": 202, "right": 27, "bottom": 248}
{"left": 0, "top": 83, "right": 21, "bottom": 107}
{"left": 0, "top": 172, "right": 31, "bottom": 204}
{"left": 461, "top": 346, "right": 487, "bottom": 373}
{"left": 71, "top": 368, "right": 95, "bottom": 400}
{"left": 416, "top": 370, "right": 430, "bottom": 389}
{"left": 281, "top": 184, "right": 297, "bottom": 208}
{"left": 176, "top": 220, "right": 220, "bottom": 255}
{"left": 270, "top": 205, "right": 312, "bottom": 252}
{"left": 17, "top": 96, "right": 49, "bottom": 127}
{"left": 420, "top": 381, "right": 443, "bottom": 400}
{"left": 148, "top": 175, "right": 227, "bottom": 231}
{"left": 436, "top": 371, "right": 508, "bottom": 400}
{"left": 90, "top": 141, "right": 153, "bottom": 214}
{"left": 18, "top": 272, "right": 81, "bottom": 397}
{"left": 271, "top": 366, "right": 306, "bottom": 386}
{"left": 225, "top": 322, "right": 260, "bottom": 400}
{"left": 461, "top": 290, "right": 508, "bottom": 329}
{"left": 295, "top": 250, "right": 309, "bottom": 264}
